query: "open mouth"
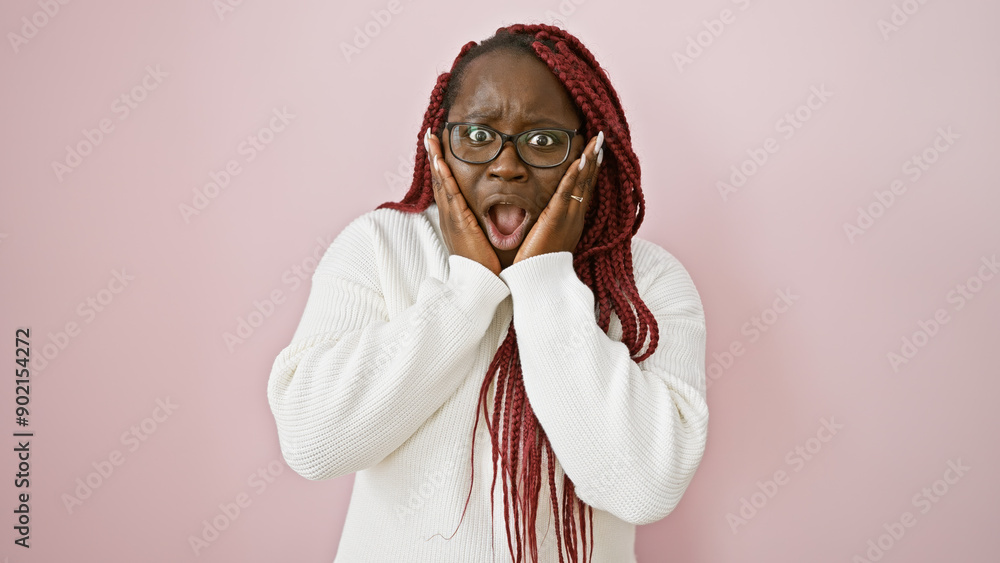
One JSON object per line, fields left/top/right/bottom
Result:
{"left": 485, "top": 204, "right": 529, "bottom": 251}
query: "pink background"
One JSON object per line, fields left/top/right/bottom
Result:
{"left": 1, "top": 0, "right": 998, "bottom": 561}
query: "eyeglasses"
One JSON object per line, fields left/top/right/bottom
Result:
{"left": 443, "top": 122, "right": 580, "bottom": 168}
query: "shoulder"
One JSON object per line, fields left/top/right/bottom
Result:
{"left": 314, "top": 205, "right": 442, "bottom": 280}
{"left": 629, "top": 235, "right": 694, "bottom": 288}
{"left": 629, "top": 236, "right": 704, "bottom": 321}
{"left": 320, "top": 206, "right": 437, "bottom": 253}
{"left": 327, "top": 205, "right": 434, "bottom": 240}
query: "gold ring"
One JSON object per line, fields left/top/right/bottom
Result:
{"left": 570, "top": 195, "right": 583, "bottom": 203}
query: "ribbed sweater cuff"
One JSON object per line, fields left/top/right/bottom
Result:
{"left": 498, "top": 251, "right": 591, "bottom": 309}
{"left": 445, "top": 254, "right": 511, "bottom": 331}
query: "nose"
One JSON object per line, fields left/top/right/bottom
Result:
{"left": 487, "top": 140, "right": 528, "bottom": 181}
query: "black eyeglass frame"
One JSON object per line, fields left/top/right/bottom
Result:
{"left": 442, "top": 121, "right": 582, "bottom": 169}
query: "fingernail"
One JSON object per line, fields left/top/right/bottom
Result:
{"left": 423, "top": 133, "right": 429, "bottom": 153}
{"left": 578, "top": 153, "right": 587, "bottom": 171}
{"left": 594, "top": 131, "right": 604, "bottom": 156}
{"left": 597, "top": 148, "right": 604, "bottom": 166}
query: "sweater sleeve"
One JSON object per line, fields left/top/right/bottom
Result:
{"left": 267, "top": 214, "right": 511, "bottom": 481}
{"left": 497, "top": 248, "right": 708, "bottom": 526}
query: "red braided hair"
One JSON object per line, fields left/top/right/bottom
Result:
{"left": 375, "top": 23, "right": 659, "bottom": 563}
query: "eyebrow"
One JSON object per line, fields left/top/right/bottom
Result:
{"left": 459, "top": 110, "right": 573, "bottom": 130}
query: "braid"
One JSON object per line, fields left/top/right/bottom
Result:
{"left": 544, "top": 435, "right": 565, "bottom": 563}
{"left": 375, "top": 23, "right": 660, "bottom": 561}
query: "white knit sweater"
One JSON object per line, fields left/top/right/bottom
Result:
{"left": 266, "top": 203, "right": 708, "bottom": 563}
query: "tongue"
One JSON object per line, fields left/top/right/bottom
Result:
{"left": 490, "top": 205, "right": 526, "bottom": 236}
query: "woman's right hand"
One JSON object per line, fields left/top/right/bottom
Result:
{"left": 424, "top": 128, "right": 502, "bottom": 277}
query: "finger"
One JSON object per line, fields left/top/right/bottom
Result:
{"left": 554, "top": 134, "right": 600, "bottom": 210}
{"left": 587, "top": 130, "right": 605, "bottom": 198}
{"left": 426, "top": 130, "right": 457, "bottom": 197}
{"left": 425, "top": 128, "right": 436, "bottom": 176}
{"left": 434, "top": 153, "right": 457, "bottom": 198}
{"left": 551, "top": 155, "right": 587, "bottom": 212}
{"left": 426, "top": 129, "right": 478, "bottom": 229}
{"left": 574, "top": 134, "right": 605, "bottom": 212}
{"left": 427, "top": 136, "right": 463, "bottom": 251}
{"left": 427, "top": 129, "right": 455, "bottom": 217}
{"left": 581, "top": 147, "right": 602, "bottom": 205}
{"left": 575, "top": 131, "right": 602, "bottom": 198}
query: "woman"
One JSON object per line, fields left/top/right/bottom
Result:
{"left": 267, "top": 23, "right": 708, "bottom": 563}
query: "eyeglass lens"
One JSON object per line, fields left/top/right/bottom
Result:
{"left": 450, "top": 124, "right": 571, "bottom": 167}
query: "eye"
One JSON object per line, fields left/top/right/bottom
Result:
{"left": 463, "top": 126, "right": 495, "bottom": 144}
{"left": 525, "top": 131, "right": 565, "bottom": 150}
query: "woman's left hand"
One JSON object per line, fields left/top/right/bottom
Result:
{"left": 513, "top": 131, "right": 605, "bottom": 265}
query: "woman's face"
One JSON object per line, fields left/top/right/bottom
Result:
{"left": 443, "top": 50, "right": 585, "bottom": 268}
